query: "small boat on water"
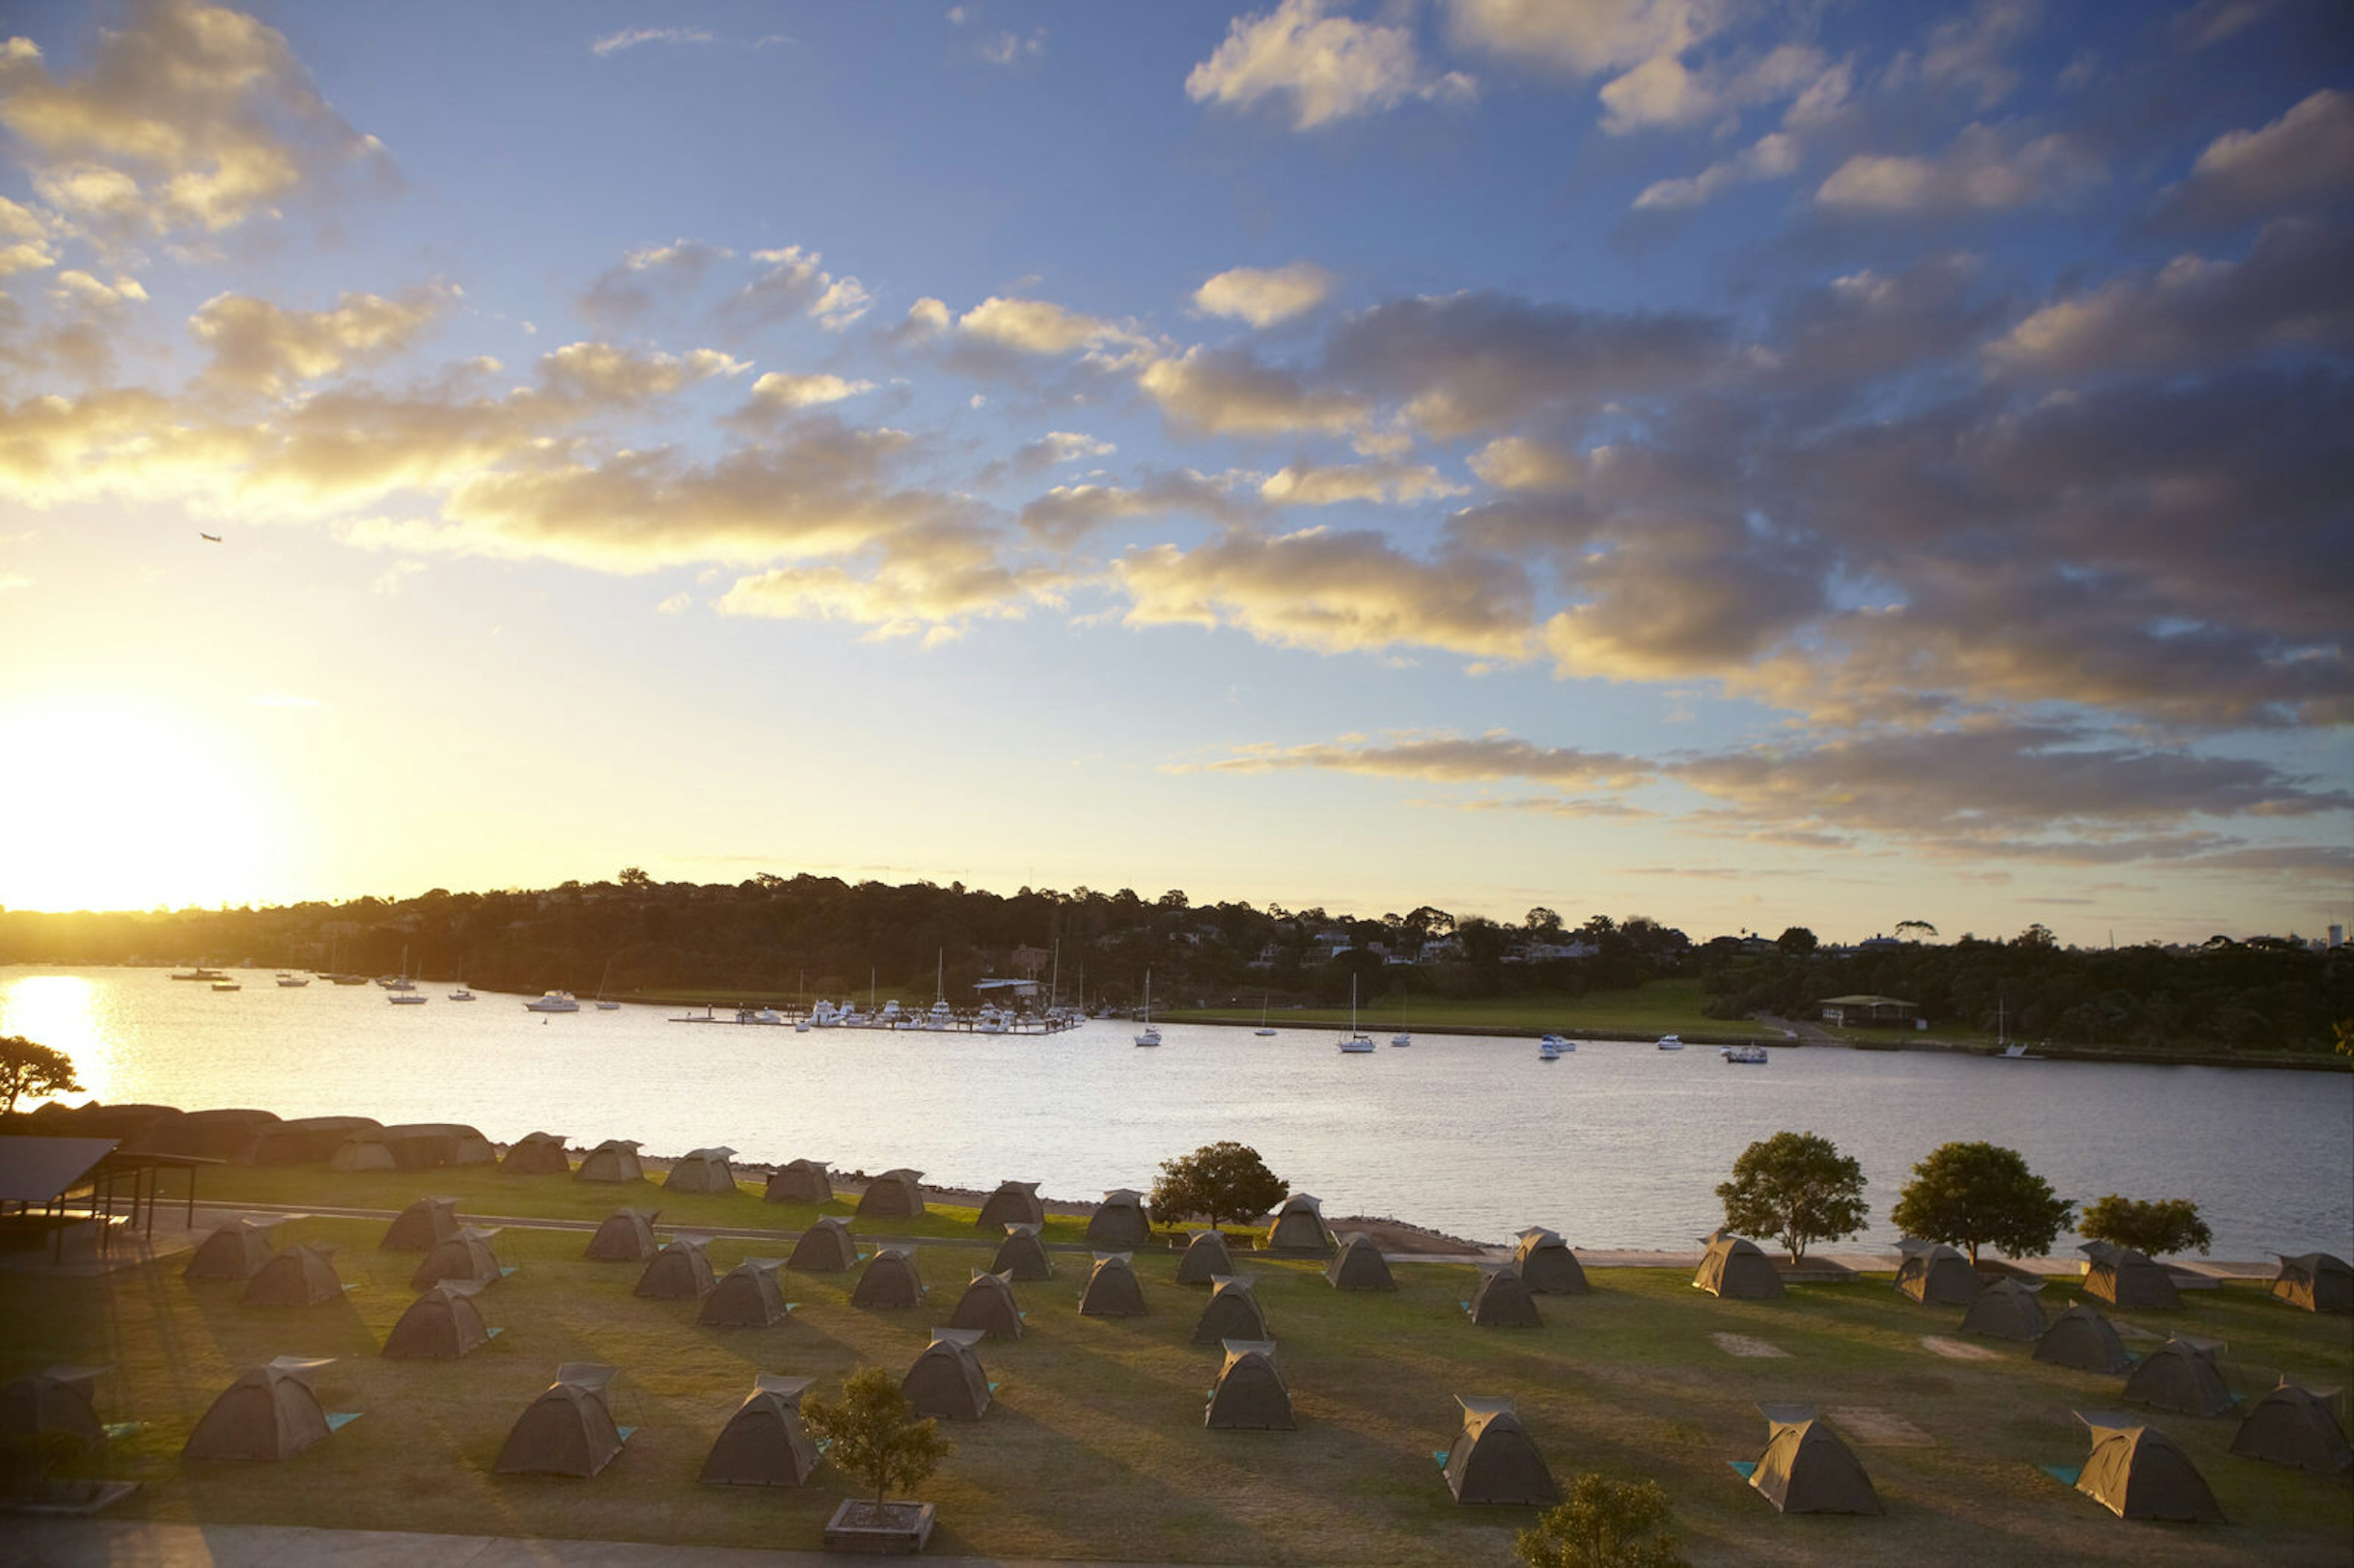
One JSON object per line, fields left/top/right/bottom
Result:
{"left": 1135, "top": 970, "right": 1160, "bottom": 1048}
{"left": 448, "top": 978, "right": 476, "bottom": 1001}
{"left": 735, "top": 1006, "right": 784, "bottom": 1026}
{"left": 1723, "top": 1045, "right": 1769, "bottom": 1065}
{"left": 1537, "top": 1037, "right": 1560, "bottom": 1061}
{"left": 1338, "top": 978, "right": 1375, "bottom": 1054}
{"left": 1540, "top": 1032, "right": 1574, "bottom": 1054}
{"left": 210, "top": 979, "right": 241, "bottom": 992}
{"left": 1254, "top": 992, "right": 1276, "bottom": 1038}
{"left": 171, "top": 967, "right": 229, "bottom": 982}
{"left": 525, "top": 990, "right": 581, "bottom": 1014}
{"left": 1656, "top": 1033, "right": 1683, "bottom": 1051}
{"left": 275, "top": 971, "right": 310, "bottom": 988}
{"left": 593, "top": 959, "right": 622, "bottom": 1010}
{"left": 389, "top": 989, "right": 427, "bottom": 1005}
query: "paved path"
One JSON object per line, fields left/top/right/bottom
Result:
{"left": 1, "top": 1520, "right": 1229, "bottom": 1568}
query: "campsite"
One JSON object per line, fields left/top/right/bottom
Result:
{"left": 3, "top": 1155, "right": 2350, "bottom": 1566}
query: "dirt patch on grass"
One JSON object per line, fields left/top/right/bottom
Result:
{"left": 1710, "top": 1333, "right": 1791, "bottom": 1358}
{"left": 1827, "top": 1406, "right": 1937, "bottom": 1445}
{"left": 1919, "top": 1336, "right": 2001, "bottom": 1361}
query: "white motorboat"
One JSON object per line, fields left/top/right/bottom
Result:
{"left": 525, "top": 990, "right": 581, "bottom": 1014}
{"left": 1541, "top": 1032, "right": 1574, "bottom": 1054}
{"left": 448, "top": 980, "right": 476, "bottom": 1001}
{"left": 1656, "top": 1033, "right": 1684, "bottom": 1051}
{"left": 275, "top": 971, "right": 310, "bottom": 988}
{"left": 1724, "top": 1045, "right": 1770, "bottom": 1065}
{"left": 1135, "top": 970, "right": 1160, "bottom": 1047}
{"left": 736, "top": 1006, "right": 783, "bottom": 1026}
{"left": 210, "top": 979, "right": 241, "bottom": 992}
{"left": 809, "top": 1000, "right": 840, "bottom": 1027}
{"left": 389, "top": 989, "right": 427, "bottom": 1005}
{"left": 1538, "top": 1037, "right": 1560, "bottom": 1061}
{"left": 171, "top": 967, "right": 228, "bottom": 981}
{"left": 1338, "top": 978, "right": 1375, "bottom": 1053}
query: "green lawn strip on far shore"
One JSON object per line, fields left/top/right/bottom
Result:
{"left": 10, "top": 1170, "right": 2351, "bottom": 1567}
{"left": 1169, "top": 978, "right": 1742, "bottom": 1038}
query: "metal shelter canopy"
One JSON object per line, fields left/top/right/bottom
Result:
{"left": 0, "top": 1134, "right": 215, "bottom": 1261}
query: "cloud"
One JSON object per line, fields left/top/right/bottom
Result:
{"left": 1468, "top": 435, "right": 1585, "bottom": 492}
{"left": 1139, "top": 344, "right": 1367, "bottom": 435}
{"left": 579, "top": 239, "right": 733, "bottom": 328}
{"left": 736, "top": 370, "right": 875, "bottom": 413}
{"left": 590, "top": 27, "right": 717, "bottom": 56}
{"left": 1194, "top": 262, "right": 1336, "bottom": 326}
{"left": 722, "top": 245, "right": 874, "bottom": 333}
{"left": 1186, "top": 0, "right": 1476, "bottom": 131}
{"left": 0, "top": 0, "right": 387, "bottom": 238}
{"left": 1986, "top": 219, "right": 2354, "bottom": 380}
{"left": 1259, "top": 459, "right": 1464, "bottom": 506}
{"left": 956, "top": 295, "right": 1149, "bottom": 362}
{"left": 1633, "top": 131, "right": 1798, "bottom": 209}
{"left": 2154, "top": 89, "right": 2354, "bottom": 230}
{"left": 1190, "top": 729, "right": 1653, "bottom": 790}
{"left": 53, "top": 270, "right": 147, "bottom": 308}
{"left": 1011, "top": 430, "right": 1116, "bottom": 471}
{"left": 1817, "top": 122, "right": 2102, "bottom": 212}
{"left": 976, "top": 28, "right": 1046, "bottom": 66}
{"left": 714, "top": 520, "right": 1068, "bottom": 643}
{"left": 0, "top": 197, "right": 57, "bottom": 275}
{"left": 1438, "top": 0, "right": 1715, "bottom": 79}
{"left": 1017, "top": 469, "right": 1249, "bottom": 546}
{"left": 535, "top": 341, "right": 747, "bottom": 405}
{"left": 189, "top": 285, "right": 453, "bottom": 393}
{"left": 1116, "top": 525, "right": 1534, "bottom": 660}
{"left": 1599, "top": 43, "right": 1824, "bottom": 135}
{"left": 1913, "top": 0, "right": 2038, "bottom": 108}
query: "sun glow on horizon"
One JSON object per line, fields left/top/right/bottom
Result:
{"left": 0, "top": 699, "right": 289, "bottom": 912}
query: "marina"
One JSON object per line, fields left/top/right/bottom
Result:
{"left": 4, "top": 964, "right": 2347, "bottom": 1259}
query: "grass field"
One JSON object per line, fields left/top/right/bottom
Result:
{"left": 7, "top": 1165, "right": 2350, "bottom": 1565}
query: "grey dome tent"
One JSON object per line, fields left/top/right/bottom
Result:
{"left": 412, "top": 1227, "right": 507, "bottom": 1289}
{"left": 902, "top": 1326, "right": 992, "bottom": 1420}
{"left": 1513, "top": 1228, "right": 1589, "bottom": 1296}
{"left": 381, "top": 1281, "right": 495, "bottom": 1359}
{"left": 135, "top": 1107, "right": 278, "bottom": 1162}
{"left": 185, "top": 1218, "right": 278, "bottom": 1282}
{"left": 855, "top": 1168, "right": 926, "bottom": 1219}
{"left": 2081, "top": 1242, "right": 2181, "bottom": 1311}
{"left": 0, "top": 1365, "right": 105, "bottom": 1450}
{"left": 183, "top": 1357, "right": 338, "bottom": 1461}
{"left": 665, "top": 1146, "right": 738, "bottom": 1194}
{"left": 250, "top": 1116, "right": 380, "bottom": 1166}
{"left": 1265, "top": 1193, "right": 1333, "bottom": 1255}
{"left": 699, "top": 1258, "right": 791, "bottom": 1328}
{"left": 2230, "top": 1382, "right": 2353, "bottom": 1473}
{"left": 379, "top": 1122, "right": 495, "bottom": 1168}
{"left": 241, "top": 1244, "right": 346, "bottom": 1307}
{"left": 584, "top": 1209, "right": 660, "bottom": 1262}
{"left": 977, "top": 1179, "right": 1045, "bottom": 1229}
{"left": 1176, "top": 1230, "right": 1236, "bottom": 1287}
{"left": 1328, "top": 1232, "right": 1397, "bottom": 1291}
{"left": 764, "top": 1159, "right": 832, "bottom": 1205}
{"left": 1205, "top": 1339, "right": 1295, "bottom": 1431}
{"left": 1193, "top": 1276, "right": 1270, "bottom": 1344}
{"left": 1466, "top": 1264, "right": 1543, "bottom": 1328}
{"left": 1694, "top": 1231, "right": 1784, "bottom": 1299}
{"left": 1959, "top": 1277, "right": 2047, "bottom": 1341}
{"left": 949, "top": 1269, "right": 1025, "bottom": 1339}
{"left": 789, "top": 1216, "right": 860, "bottom": 1273}
{"left": 2071, "top": 1410, "right": 2223, "bottom": 1522}
{"left": 1896, "top": 1239, "right": 1980, "bottom": 1306}
{"left": 1086, "top": 1189, "right": 1152, "bottom": 1249}
{"left": 1079, "top": 1252, "right": 1148, "bottom": 1317}
{"left": 2122, "top": 1336, "right": 2234, "bottom": 1418}
{"left": 1442, "top": 1396, "right": 1561, "bottom": 1505}
{"left": 993, "top": 1222, "right": 1053, "bottom": 1281}
{"left": 1745, "top": 1405, "right": 1881, "bottom": 1514}
{"left": 699, "top": 1374, "right": 820, "bottom": 1486}
{"left": 2271, "top": 1252, "right": 2352, "bottom": 1314}
{"left": 494, "top": 1364, "right": 625, "bottom": 1478}
{"left": 381, "top": 1195, "right": 462, "bottom": 1252}
{"left": 851, "top": 1246, "right": 925, "bottom": 1309}
{"left": 635, "top": 1236, "right": 717, "bottom": 1300}
{"left": 574, "top": 1139, "right": 644, "bottom": 1184}
{"left": 328, "top": 1130, "right": 397, "bottom": 1172}
{"left": 501, "top": 1131, "right": 571, "bottom": 1176}
{"left": 2035, "top": 1304, "right": 2134, "bottom": 1374}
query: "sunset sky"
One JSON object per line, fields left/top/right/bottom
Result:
{"left": 0, "top": 0, "right": 2347, "bottom": 943}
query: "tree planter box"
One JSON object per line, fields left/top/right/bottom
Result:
{"left": 825, "top": 1499, "right": 935, "bottom": 1555}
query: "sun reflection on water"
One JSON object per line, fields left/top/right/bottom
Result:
{"left": 0, "top": 975, "right": 119, "bottom": 1105}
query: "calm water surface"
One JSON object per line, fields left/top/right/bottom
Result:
{"left": 6, "top": 966, "right": 2348, "bottom": 1257}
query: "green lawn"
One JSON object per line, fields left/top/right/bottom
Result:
{"left": 1171, "top": 978, "right": 1748, "bottom": 1039}
{"left": 8, "top": 1165, "right": 2351, "bottom": 1565}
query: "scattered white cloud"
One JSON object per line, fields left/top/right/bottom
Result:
{"left": 739, "top": 370, "right": 875, "bottom": 411}
{"left": 590, "top": 27, "right": 717, "bottom": 57}
{"left": 2155, "top": 89, "right": 2354, "bottom": 229}
{"left": 1194, "top": 262, "right": 1336, "bottom": 326}
{"left": 1186, "top": 0, "right": 1476, "bottom": 131}
{"left": 1817, "top": 122, "right": 2101, "bottom": 212}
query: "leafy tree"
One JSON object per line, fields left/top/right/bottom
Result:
{"left": 1714, "top": 1131, "right": 1868, "bottom": 1264}
{"left": 2014, "top": 923, "right": 2058, "bottom": 949}
{"left": 2079, "top": 1195, "right": 2212, "bottom": 1257}
{"left": 1890, "top": 1141, "right": 2074, "bottom": 1264}
{"left": 1526, "top": 906, "right": 1563, "bottom": 935}
{"left": 1517, "top": 1474, "right": 1688, "bottom": 1568}
{"left": 801, "top": 1365, "right": 952, "bottom": 1511}
{"left": 1775, "top": 926, "right": 1818, "bottom": 956}
{"left": 0, "top": 1037, "right": 80, "bottom": 1116}
{"left": 1150, "top": 1141, "right": 1287, "bottom": 1231}
{"left": 617, "top": 866, "right": 652, "bottom": 887}
{"left": 1895, "top": 919, "right": 1938, "bottom": 940}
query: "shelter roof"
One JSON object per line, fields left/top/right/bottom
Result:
{"left": 0, "top": 1136, "right": 118, "bottom": 1203}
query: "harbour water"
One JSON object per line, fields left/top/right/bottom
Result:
{"left": 6, "top": 965, "right": 2348, "bottom": 1257}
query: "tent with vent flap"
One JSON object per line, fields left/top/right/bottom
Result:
{"left": 381, "top": 1280, "right": 497, "bottom": 1359}
{"left": 993, "top": 1222, "right": 1053, "bottom": 1281}
{"left": 1192, "top": 1275, "right": 1270, "bottom": 1344}
{"left": 665, "top": 1147, "right": 738, "bottom": 1194}
{"left": 501, "top": 1131, "right": 571, "bottom": 1175}
{"left": 1328, "top": 1232, "right": 1396, "bottom": 1291}
{"left": 584, "top": 1209, "right": 660, "bottom": 1262}
{"left": 1086, "top": 1189, "right": 1152, "bottom": 1249}
{"left": 1960, "top": 1277, "right": 2046, "bottom": 1341}
{"left": 699, "top": 1374, "right": 820, "bottom": 1486}
{"left": 183, "top": 1358, "right": 343, "bottom": 1461}
{"left": 2270, "top": 1252, "right": 2352, "bottom": 1314}
{"left": 574, "top": 1140, "right": 644, "bottom": 1184}
{"left": 1693, "top": 1231, "right": 1784, "bottom": 1300}
{"left": 0, "top": 1365, "right": 107, "bottom": 1450}
{"left": 1465, "top": 1264, "right": 1542, "bottom": 1328}
{"left": 1512, "top": 1228, "right": 1588, "bottom": 1295}
{"left": 855, "top": 1168, "right": 926, "bottom": 1219}
{"left": 493, "top": 1363, "right": 628, "bottom": 1478}
{"left": 1896, "top": 1239, "right": 1981, "bottom": 1306}
{"left": 2065, "top": 1410, "right": 2223, "bottom": 1521}
{"left": 1739, "top": 1405, "right": 1881, "bottom": 1513}
{"left": 851, "top": 1245, "right": 925, "bottom": 1308}
{"left": 636, "top": 1236, "right": 717, "bottom": 1300}
{"left": 2081, "top": 1241, "right": 2182, "bottom": 1311}
{"left": 1265, "top": 1193, "right": 1333, "bottom": 1255}
{"left": 413, "top": 1227, "right": 508, "bottom": 1289}
{"left": 1441, "top": 1396, "right": 1560, "bottom": 1505}
{"left": 1206, "top": 1339, "right": 1295, "bottom": 1431}
{"left": 949, "top": 1269, "right": 1025, "bottom": 1339}
{"left": 764, "top": 1159, "right": 832, "bottom": 1204}
{"left": 381, "top": 1195, "right": 461, "bottom": 1252}
{"left": 699, "top": 1259, "right": 792, "bottom": 1328}
{"left": 1176, "top": 1229, "right": 1235, "bottom": 1287}
{"left": 1079, "top": 1252, "right": 1148, "bottom": 1317}
{"left": 240, "top": 1244, "right": 346, "bottom": 1307}
{"left": 2122, "top": 1336, "right": 2235, "bottom": 1418}
{"left": 977, "top": 1179, "right": 1044, "bottom": 1228}
{"left": 2230, "top": 1382, "right": 2352, "bottom": 1473}
{"left": 902, "top": 1327, "right": 993, "bottom": 1420}
{"left": 185, "top": 1218, "right": 280, "bottom": 1283}
{"left": 2035, "top": 1303, "right": 2135, "bottom": 1374}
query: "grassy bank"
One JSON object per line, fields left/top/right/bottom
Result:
{"left": 1170, "top": 978, "right": 1732, "bottom": 1038}
{"left": 7, "top": 1163, "right": 2351, "bottom": 1565}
